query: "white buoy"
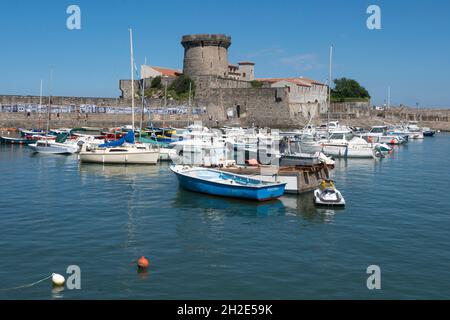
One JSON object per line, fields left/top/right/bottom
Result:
{"left": 52, "top": 273, "right": 65, "bottom": 286}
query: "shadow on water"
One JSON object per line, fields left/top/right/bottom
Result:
{"left": 172, "top": 189, "right": 286, "bottom": 217}
{"left": 280, "top": 192, "right": 345, "bottom": 224}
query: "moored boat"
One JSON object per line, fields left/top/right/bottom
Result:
{"left": 79, "top": 131, "right": 159, "bottom": 164}
{"left": 28, "top": 140, "right": 79, "bottom": 154}
{"left": 170, "top": 165, "right": 286, "bottom": 201}
{"left": 313, "top": 179, "right": 345, "bottom": 207}
{"left": 1, "top": 135, "right": 38, "bottom": 145}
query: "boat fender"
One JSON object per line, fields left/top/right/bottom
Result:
{"left": 52, "top": 273, "right": 65, "bottom": 286}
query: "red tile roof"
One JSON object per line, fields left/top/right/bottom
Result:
{"left": 151, "top": 66, "right": 182, "bottom": 77}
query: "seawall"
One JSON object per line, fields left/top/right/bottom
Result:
{"left": 1, "top": 94, "right": 449, "bottom": 131}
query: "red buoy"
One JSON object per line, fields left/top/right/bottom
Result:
{"left": 137, "top": 256, "right": 149, "bottom": 269}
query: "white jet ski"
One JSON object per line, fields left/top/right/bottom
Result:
{"left": 313, "top": 179, "right": 346, "bottom": 207}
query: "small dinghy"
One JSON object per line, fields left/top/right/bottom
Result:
{"left": 313, "top": 179, "right": 345, "bottom": 207}
{"left": 1, "top": 136, "right": 36, "bottom": 145}
{"left": 170, "top": 165, "right": 286, "bottom": 201}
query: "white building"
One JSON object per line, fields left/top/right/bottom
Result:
{"left": 140, "top": 65, "right": 182, "bottom": 79}
{"left": 258, "top": 77, "right": 329, "bottom": 117}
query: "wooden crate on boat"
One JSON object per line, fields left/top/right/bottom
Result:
{"left": 220, "top": 164, "right": 332, "bottom": 194}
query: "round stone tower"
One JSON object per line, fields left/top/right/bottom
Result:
{"left": 181, "top": 34, "right": 231, "bottom": 78}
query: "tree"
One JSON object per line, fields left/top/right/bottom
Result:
{"left": 150, "top": 76, "right": 162, "bottom": 89}
{"left": 250, "top": 80, "right": 263, "bottom": 88}
{"left": 169, "top": 75, "right": 195, "bottom": 95}
{"left": 331, "top": 78, "right": 370, "bottom": 102}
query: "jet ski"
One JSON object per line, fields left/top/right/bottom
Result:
{"left": 313, "top": 179, "right": 346, "bottom": 207}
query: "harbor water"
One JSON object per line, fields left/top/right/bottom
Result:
{"left": 0, "top": 134, "right": 449, "bottom": 299}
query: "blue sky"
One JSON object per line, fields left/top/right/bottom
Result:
{"left": 0, "top": 0, "right": 449, "bottom": 107}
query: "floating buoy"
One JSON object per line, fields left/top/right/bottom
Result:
{"left": 137, "top": 256, "right": 149, "bottom": 269}
{"left": 52, "top": 273, "right": 65, "bottom": 286}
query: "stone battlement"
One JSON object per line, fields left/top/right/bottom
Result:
{"left": 181, "top": 34, "right": 232, "bottom": 49}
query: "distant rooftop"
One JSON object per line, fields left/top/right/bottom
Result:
{"left": 238, "top": 61, "right": 255, "bottom": 65}
{"left": 149, "top": 66, "right": 182, "bottom": 77}
{"left": 257, "top": 77, "right": 325, "bottom": 87}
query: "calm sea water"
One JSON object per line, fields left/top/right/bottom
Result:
{"left": 0, "top": 134, "right": 449, "bottom": 300}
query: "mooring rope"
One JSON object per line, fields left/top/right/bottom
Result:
{"left": 0, "top": 274, "right": 53, "bottom": 291}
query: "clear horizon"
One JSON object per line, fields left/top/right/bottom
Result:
{"left": 1, "top": 0, "right": 449, "bottom": 108}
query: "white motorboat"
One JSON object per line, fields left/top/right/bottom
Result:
{"left": 28, "top": 131, "right": 80, "bottom": 154}
{"left": 363, "top": 126, "right": 407, "bottom": 145}
{"left": 299, "top": 133, "right": 322, "bottom": 154}
{"left": 169, "top": 138, "right": 229, "bottom": 166}
{"left": 388, "top": 124, "right": 423, "bottom": 140}
{"left": 313, "top": 179, "right": 345, "bottom": 207}
{"left": 28, "top": 139, "right": 79, "bottom": 154}
{"left": 319, "top": 131, "right": 378, "bottom": 158}
{"left": 159, "top": 147, "right": 176, "bottom": 161}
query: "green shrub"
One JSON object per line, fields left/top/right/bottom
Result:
{"left": 250, "top": 80, "right": 263, "bottom": 88}
{"left": 150, "top": 76, "right": 162, "bottom": 89}
{"left": 169, "top": 75, "right": 195, "bottom": 95}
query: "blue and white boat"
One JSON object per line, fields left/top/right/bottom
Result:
{"left": 170, "top": 165, "right": 286, "bottom": 201}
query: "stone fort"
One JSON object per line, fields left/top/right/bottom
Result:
{"left": 3, "top": 33, "right": 393, "bottom": 130}
{"left": 119, "top": 34, "right": 329, "bottom": 127}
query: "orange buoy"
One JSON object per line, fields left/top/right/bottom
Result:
{"left": 137, "top": 256, "right": 149, "bottom": 269}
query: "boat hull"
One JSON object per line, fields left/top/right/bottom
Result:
{"left": 322, "top": 145, "right": 374, "bottom": 158}
{"left": 28, "top": 144, "right": 78, "bottom": 154}
{"left": 79, "top": 149, "right": 159, "bottom": 164}
{"left": 313, "top": 189, "right": 346, "bottom": 207}
{"left": 423, "top": 131, "right": 436, "bottom": 137}
{"left": 1, "top": 136, "right": 35, "bottom": 145}
{"left": 280, "top": 153, "right": 320, "bottom": 166}
{"left": 171, "top": 166, "right": 286, "bottom": 201}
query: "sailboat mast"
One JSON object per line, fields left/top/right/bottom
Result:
{"left": 129, "top": 28, "right": 135, "bottom": 130}
{"left": 387, "top": 86, "right": 391, "bottom": 110}
{"left": 140, "top": 57, "right": 146, "bottom": 139}
{"left": 188, "top": 81, "right": 192, "bottom": 126}
{"left": 327, "top": 45, "right": 333, "bottom": 139}
{"left": 47, "top": 70, "right": 53, "bottom": 134}
{"left": 38, "top": 79, "right": 43, "bottom": 129}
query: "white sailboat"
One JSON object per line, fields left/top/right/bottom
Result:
{"left": 79, "top": 28, "right": 159, "bottom": 164}
{"left": 29, "top": 72, "right": 79, "bottom": 154}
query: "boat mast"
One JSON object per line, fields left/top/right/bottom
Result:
{"left": 188, "top": 81, "right": 192, "bottom": 126}
{"left": 140, "top": 57, "right": 147, "bottom": 139}
{"left": 164, "top": 81, "right": 167, "bottom": 129}
{"left": 387, "top": 86, "right": 391, "bottom": 110}
{"left": 129, "top": 28, "right": 135, "bottom": 131}
{"left": 38, "top": 79, "right": 43, "bottom": 129}
{"left": 327, "top": 45, "right": 333, "bottom": 140}
{"left": 46, "top": 70, "right": 53, "bottom": 135}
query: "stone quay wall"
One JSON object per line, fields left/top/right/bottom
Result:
{"left": 1, "top": 94, "right": 449, "bottom": 131}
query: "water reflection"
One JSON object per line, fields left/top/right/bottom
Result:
{"left": 79, "top": 163, "right": 161, "bottom": 181}
{"left": 51, "top": 285, "right": 64, "bottom": 299}
{"left": 280, "top": 193, "right": 344, "bottom": 224}
{"left": 173, "top": 189, "right": 286, "bottom": 218}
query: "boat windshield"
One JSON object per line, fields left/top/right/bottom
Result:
{"left": 370, "top": 127, "right": 385, "bottom": 133}
{"left": 329, "top": 133, "right": 354, "bottom": 141}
